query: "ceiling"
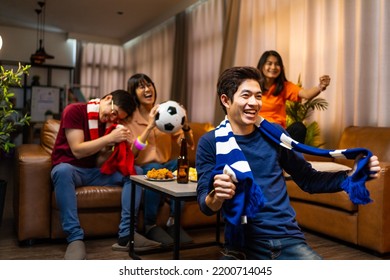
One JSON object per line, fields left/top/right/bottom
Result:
{"left": 0, "top": 0, "right": 200, "bottom": 45}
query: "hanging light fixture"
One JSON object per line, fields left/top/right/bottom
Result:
{"left": 30, "top": 0, "right": 55, "bottom": 65}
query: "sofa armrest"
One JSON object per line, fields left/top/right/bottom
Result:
{"left": 357, "top": 161, "right": 390, "bottom": 254}
{"left": 14, "top": 144, "right": 53, "bottom": 241}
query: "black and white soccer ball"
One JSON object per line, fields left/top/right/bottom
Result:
{"left": 155, "top": 100, "right": 185, "bottom": 133}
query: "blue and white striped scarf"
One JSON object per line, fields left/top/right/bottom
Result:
{"left": 211, "top": 118, "right": 266, "bottom": 247}
{"left": 213, "top": 117, "right": 373, "bottom": 247}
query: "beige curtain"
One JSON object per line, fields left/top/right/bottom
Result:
{"left": 123, "top": 1, "right": 223, "bottom": 123}
{"left": 123, "top": 18, "right": 175, "bottom": 104}
{"left": 171, "top": 12, "right": 189, "bottom": 108}
{"left": 213, "top": 0, "right": 241, "bottom": 126}
{"left": 80, "top": 42, "right": 125, "bottom": 99}
{"left": 187, "top": 0, "right": 224, "bottom": 123}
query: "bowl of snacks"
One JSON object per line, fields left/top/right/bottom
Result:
{"left": 145, "top": 168, "right": 175, "bottom": 181}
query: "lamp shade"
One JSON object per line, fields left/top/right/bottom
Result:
{"left": 30, "top": 1, "right": 55, "bottom": 64}
{"left": 0, "top": 35, "right": 3, "bottom": 50}
{"left": 30, "top": 39, "right": 55, "bottom": 64}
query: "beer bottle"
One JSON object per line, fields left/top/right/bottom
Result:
{"left": 177, "top": 138, "right": 189, "bottom": 183}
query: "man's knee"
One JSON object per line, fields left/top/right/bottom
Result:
{"left": 134, "top": 165, "right": 143, "bottom": 175}
{"left": 52, "top": 163, "right": 75, "bottom": 178}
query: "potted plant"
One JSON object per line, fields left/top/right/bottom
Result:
{"left": 0, "top": 63, "right": 30, "bottom": 226}
{"left": 0, "top": 63, "right": 31, "bottom": 154}
{"left": 286, "top": 74, "right": 328, "bottom": 147}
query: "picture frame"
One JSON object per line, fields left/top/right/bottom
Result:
{"left": 30, "top": 86, "right": 60, "bottom": 122}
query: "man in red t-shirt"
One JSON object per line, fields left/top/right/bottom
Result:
{"left": 51, "top": 89, "right": 160, "bottom": 259}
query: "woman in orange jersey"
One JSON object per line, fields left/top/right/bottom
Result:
{"left": 257, "top": 50, "right": 330, "bottom": 143}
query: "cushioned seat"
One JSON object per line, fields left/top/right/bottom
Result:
{"left": 51, "top": 186, "right": 123, "bottom": 209}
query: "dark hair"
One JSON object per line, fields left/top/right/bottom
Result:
{"left": 103, "top": 89, "right": 137, "bottom": 117}
{"left": 256, "top": 50, "right": 287, "bottom": 96}
{"left": 127, "top": 73, "right": 157, "bottom": 107}
{"left": 217, "top": 66, "right": 261, "bottom": 114}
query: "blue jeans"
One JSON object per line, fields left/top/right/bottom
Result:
{"left": 51, "top": 163, "right": 143, "bottom": 243}
{"left": 235, "top": 237, "right": 322, "bottom": 260}
{"left": 141, "top": 160, "right": 184, "bottom": 227}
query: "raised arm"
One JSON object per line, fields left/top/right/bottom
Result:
{"left": 298, "top": 75, "right": 331, "bottom": 100}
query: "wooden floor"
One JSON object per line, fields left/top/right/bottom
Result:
{"left": 1, "top": 156, "right": 389, "bottom": 260}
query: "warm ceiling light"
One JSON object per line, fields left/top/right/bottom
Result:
{"left": 30, "top": 0, "right": 55, "bottom": 65}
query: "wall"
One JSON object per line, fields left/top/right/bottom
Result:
{"left": 0, "top": 24, "right": 76, "bottom": 98}
{"left": 0, "top": 25, "right": 75, "bottom": 68}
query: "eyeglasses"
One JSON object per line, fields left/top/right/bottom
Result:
{"left": 110, "top": 100, "right": 128, "bottom": 121}
{"left": 110, "top": 100, "right": 118, "bottom": 117}
{"left": 137, "top": 83, "right": 153, "bottom": 91}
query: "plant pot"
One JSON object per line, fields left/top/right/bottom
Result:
{"left": 0, "top": 179, "right": 6, "bottom": 227}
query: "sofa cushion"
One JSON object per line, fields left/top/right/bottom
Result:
{"left": 52, "top": 185, "right": 123, "bottom": 209}
{"left": 41, "top": 119, "right": 60, "bottom": 154}
{"left": 335, "top": 126, "right": 390, "bottom": 166}
{"left": 286, "top": 180, "right": 358, "bottom": 212}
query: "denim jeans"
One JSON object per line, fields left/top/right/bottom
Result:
{"left": 241, "top": 237, "right": 322, "bottom": 260}
{"left": 141, "top": 160, "right": 184, "bottom": 227}
{"left": 51, "top": 163, "right": 143, "bottom": 243}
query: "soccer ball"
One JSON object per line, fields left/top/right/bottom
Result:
{"left": 155, "top": 100, "right": 185, "bottom": 133}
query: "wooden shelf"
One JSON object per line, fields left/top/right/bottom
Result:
{"left": 1, "top": 60, "right": 74, "bottom": 144}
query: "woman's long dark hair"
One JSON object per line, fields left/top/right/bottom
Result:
{"left": 126, "top": 73, "right": 157, "bottom": 107}
{"left": 256, "top": 50, "right": 287, "bottom": 96}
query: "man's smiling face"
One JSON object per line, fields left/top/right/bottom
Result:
{"left": 224, "top": 79, "right": 262, "bottom": 133}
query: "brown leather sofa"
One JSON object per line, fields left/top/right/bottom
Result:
{"left": 286, "top": 126, "right": 390, "bottom": 255}
{"left": 14, "top": 119, "right": 215, "bottom": 243}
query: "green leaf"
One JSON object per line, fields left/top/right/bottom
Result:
{"left": 0, "top": 63, "right": 31, "bottom": 153}
{"left": 286, "top": 86, "right": 329, "bottom": 147}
